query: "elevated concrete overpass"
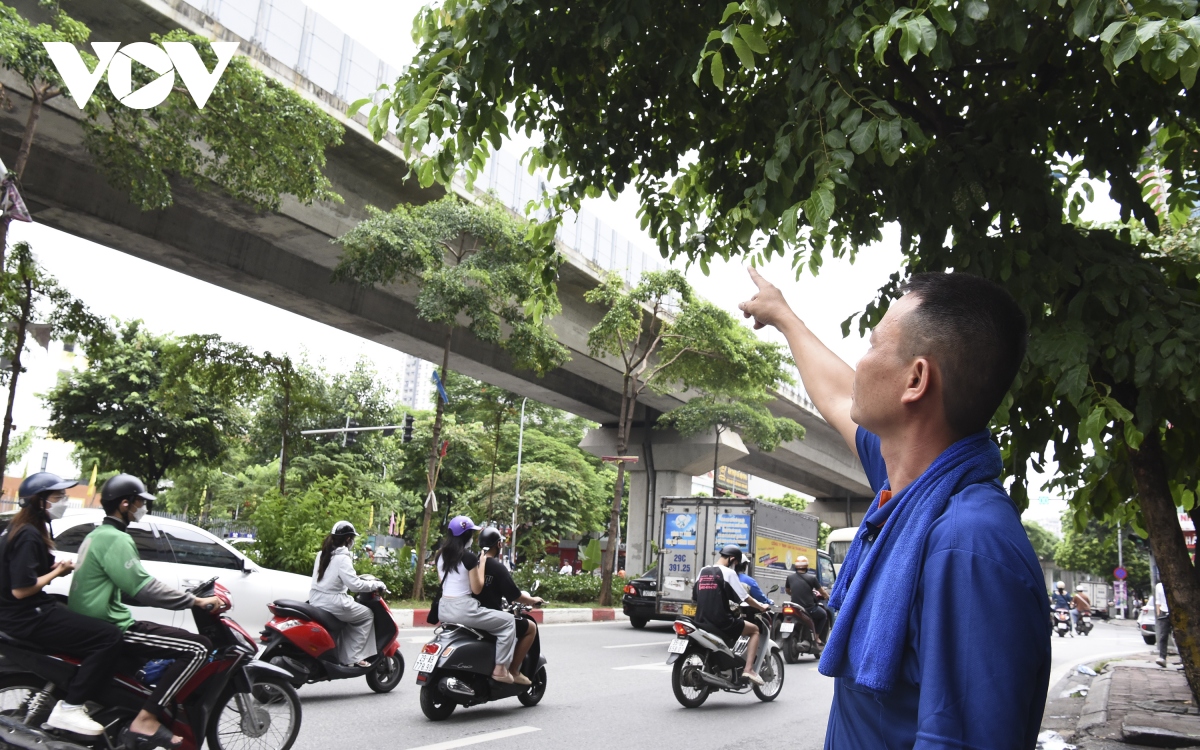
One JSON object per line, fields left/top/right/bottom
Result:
{"left": 2, "top": 0, "right": 874, "bottom": 568}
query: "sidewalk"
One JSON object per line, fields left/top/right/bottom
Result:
{"left": 1040, "top": 651, "right": 1200, "bottom": 748}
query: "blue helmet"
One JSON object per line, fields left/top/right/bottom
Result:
{"left": 17, "top": 472, "right": 77, "bottom": 506}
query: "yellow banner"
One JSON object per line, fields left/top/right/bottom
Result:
{"left": 754, "top": 535, "right": 816, "bottom": 572}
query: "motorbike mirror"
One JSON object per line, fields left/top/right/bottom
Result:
{"left": 767, "top": 584, "right": 779, "bottom": 594}
{"left": 532, "top": 580, "right": 541, "bottom": 593}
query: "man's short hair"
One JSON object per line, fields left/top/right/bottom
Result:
{"left": 900, "top": 273, "right": 1027, "bottom": 436}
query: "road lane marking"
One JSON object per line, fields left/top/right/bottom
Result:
{"left": 602, "top": 641, "right": 672, "bottom": 649}
{"left": 405, "top": 726, "right": 541, "bottom": 750}
{"left": 613, "top": 663, "right": 673, "bottom": 672}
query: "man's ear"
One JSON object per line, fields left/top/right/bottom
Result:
{"left": 899, "top": 356, "right": 936, "bottom": 406}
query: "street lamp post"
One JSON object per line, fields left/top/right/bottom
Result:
{"left": 511, "top": 397, "right": 527, "bottom": 569}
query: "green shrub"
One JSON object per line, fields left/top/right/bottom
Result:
{"left": 512, "top": 564, "right": 626, "bottom": 604}
{"left": 359, "top": 559, "right": 439, "bottom": 600}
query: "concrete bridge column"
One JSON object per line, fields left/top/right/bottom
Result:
{"left": 580, "top": 426, "right": 749, "bottom": 576}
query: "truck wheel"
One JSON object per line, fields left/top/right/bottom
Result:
{"left": 630, "top": 617, "right": 648, "bottom": 629}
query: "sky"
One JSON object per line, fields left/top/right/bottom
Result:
{"left": 10, "top": 0, "right": 1124, "bottom": 505}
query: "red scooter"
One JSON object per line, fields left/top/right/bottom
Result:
{"left": 0, "top": 577, "right": 301, "bottom": 750}
{"left": 259, "top": 581, "right": 404, "bottom": 694}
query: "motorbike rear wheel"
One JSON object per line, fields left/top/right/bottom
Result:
{"left": 0, "top": 674, "right": 50, "bottom": 727}
{"left": 207, "top": 674, "right": 301, "bottom": 750}
{"left": 671, "top": 652, "right": 710, "bottom": 708}
{"left": 517, "top": 666, "right": 547, "bottom": 707}
{"left": 783, "top": 635, "right": 800, "bottom": 664}
{"left": 366, "top": 654, "right": 405, "bottom": 693}
{"left": 753, "top": 650, "right": 786, "bottom": 702}
{"left": 419, "top": 684, "right": 457, "bottom": 720}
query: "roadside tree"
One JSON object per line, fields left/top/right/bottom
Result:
{"left": 335, "top": 196, "right": 569, "bottom": 598}
{"left": 44, "top": 322, "right": 260, "bottom": 492}
{"left": 585, "top": 270, "right": 794, "bottom": 603}
{"left": 366, "top": 0, "right": 1200, "bottom": 699}
{"left": 0, "top": 241, "right": 105, "bottom": 472}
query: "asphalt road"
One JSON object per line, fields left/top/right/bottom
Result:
{"left": 288, "top": 618, "right": 1149, "bottom": 750}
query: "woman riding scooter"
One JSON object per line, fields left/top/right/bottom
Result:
{"left": 309, "top": 521, "right": 387, "bottom": 667}
{"left": 434, "top": 516, "right": 521, "bottom": 684}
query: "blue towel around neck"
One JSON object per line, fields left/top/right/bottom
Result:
{"left": 817, "top": 430, "right": 1004, "bottom": 693}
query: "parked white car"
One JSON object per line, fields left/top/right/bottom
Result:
{"left": 42, "top": 509, "right": 310, "bottom": 637}
{"left": 1138, "top": 603, "right": 1157, "bottom": 645}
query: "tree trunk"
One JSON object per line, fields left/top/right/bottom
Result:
{"left": 0, "top": 93, "right": 44, "bottom": 269}
{"left": 712, "top": 427, "right": 722, "bottom": 497}
{"left": 599, "top": 377, "right": 635, "bottom": 606}
{"left": 0, "top": 272, "right": 32, "bottom": 474}
{"left": 1130, "top": 430, "right": 1200, "bottom": 703}
{"left": 414, "top": 326, "right": 453, "bottom": 601}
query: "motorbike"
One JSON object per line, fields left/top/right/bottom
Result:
{"left": 0, "top": 577, "right": 301, "bottom": 750}
{"left": 1053, "top": 607, "right": 1072, "bottom": 637}
{"left": 259, "top": 577, "right": 404, "bottom": 694}
{"left": 773, "top": 595, "right": 831, "bottom": 664}
{"left": 1075, "top": 609, "right": 1094, "bottom": 636}
{"left": 413, "top": 596, "right": 546, "bottom": 720}
{"left": 666, "top": 597, "right": 785, "bottom": 708}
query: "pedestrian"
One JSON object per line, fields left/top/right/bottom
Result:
{"left": 740, "top": 268, "right": 1050, "bottom": 749}
{"left": 1156, "top": 577, "right": 1172, "bottom": 667}
{"left": 558, "top": 559, "right": 573, "bottom": 575}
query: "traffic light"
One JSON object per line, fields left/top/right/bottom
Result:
{"left": 402, "top": 414, "right": 414, "bottom": 444}
{"left": 345, "top": 419, "right": 360, "bottom": 447}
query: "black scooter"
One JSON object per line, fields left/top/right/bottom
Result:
{"left": 414, "top": 597, "right": 546, "bottom": 720}
{"left": 773, "top": 595, "right": 832, "bottom": 663}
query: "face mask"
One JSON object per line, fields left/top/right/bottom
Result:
{"left": 46, "top": 498, "right": 69, "bottom": 520}
{"left": 132, "top": 505, "right": 148, "bottom": 523}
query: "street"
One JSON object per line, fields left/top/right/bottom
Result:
{"left": 288, "top": 618, "right": 1148, "bottom": 750}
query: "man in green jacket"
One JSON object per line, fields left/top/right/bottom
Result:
{"left": 69, "top": 474, "right": 220, "bottom": 750}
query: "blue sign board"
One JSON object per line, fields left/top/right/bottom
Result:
{"left": 714, "top": 513, "right": 751, "bottom": 551}
{"left": 663, "top": 513, "right": 697, "bottom": 550}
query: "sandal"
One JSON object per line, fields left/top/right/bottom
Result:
{"left": 491, "top": 671, "right": 515, "bottom": 684}
{"left": 511, "top": 672, "right": 532, "bottom": 686}
{"left": 119, "top": 725, "right": 181, "bottom": 750}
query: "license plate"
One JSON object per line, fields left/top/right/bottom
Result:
{"left": 682, "top": 604, "right": 696, "bottom": 616}
{"left": 780, "top": 622, "right": 795, "bottom": 634}
{"left": 414, "top": 652, "right": 438, "bottom": 673}
{"left": 668, "top": 638, "right": 688, "bottom": 654}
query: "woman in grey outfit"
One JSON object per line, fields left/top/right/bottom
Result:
{"left": 309, "top": 521, "right": 387, "bottom": 667}
{"left": 435, "top": 515, "right": 525, "bottom": 685}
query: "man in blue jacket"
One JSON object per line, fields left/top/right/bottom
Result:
{"left": 740, "top": 268, "right": 1050, "bottom": 749}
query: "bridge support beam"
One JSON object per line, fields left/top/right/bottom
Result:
{"left": 807, "top": 496, "right": 877, "bottom": 529}
{"left": 579, "top": 426, "right": 748, "bottom": 576}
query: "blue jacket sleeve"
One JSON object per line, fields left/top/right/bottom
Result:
{"left": 914, "top": 549, "right": 1051, "bottom": 749}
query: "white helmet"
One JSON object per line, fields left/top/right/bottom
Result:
{"left": 1076, "top": 584, "right": 1087, "bottom": 592}
{"left": 1056, "top": 580, "right": 1066, "bottom": 590}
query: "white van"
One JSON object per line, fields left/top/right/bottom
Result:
{"left": 826, "top": 527, "right": 858, "bottom": 575}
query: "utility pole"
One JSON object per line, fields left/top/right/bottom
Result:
{"left": 510, "top": 398, "right": 527, "bottom": 569}
{"left": 1118, "top": 525, "right": 1125, "bottom": 619}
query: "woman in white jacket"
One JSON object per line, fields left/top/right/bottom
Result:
{"left": 309, "top": 521, "right": 385, "bottom": 667}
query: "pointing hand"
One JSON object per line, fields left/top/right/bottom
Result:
{"left": 738, "top": 267, "right": 796, "bottom": 331}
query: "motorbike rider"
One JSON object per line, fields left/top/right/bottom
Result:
{"left": 68, "top": 474, "right": 221, "bottom": 750}
{"left": 785, "top": 556, "right": 829, "bottom": 645}
{"left": 1071, "top": 584, "right": 1092, "bottom": 629}
{"left": 309, "top": 521, "right": 387, "bottom": 667}
{"left": 1051, "top": 581, "right": 1073, "bottom": 636}
{"left": 733, "top": 560, "right": 772, "bottom": 606}
{"left": 692, "top": 544, "right": 770, "bottom": 686}
{"left": 475, "top": 526, "right": 544, "bottom": 686}
{"left": 435, "top": 515, "right": 520, "bottom": 684}
{"left": 0, "top": 472, "right": 125, "bottom": 737}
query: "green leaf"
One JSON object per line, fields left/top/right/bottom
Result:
{"left": 738, "top": 24, "right": 769, "bottom": 54}
{"left": 1123, "top": 420, "right": 1144, "bottom": 450}
{"left": 964, "top": 0, "right": 989, "bottom": 21}
{"left": 878, "top": 118, "right": 903, "bottom": 165}
{"left": 711, "top": 50, "right": 726, "bottom": 89}
{"left": 347, "top": 97, "right": 373, "bottom": 118}
{"left": 1112, "top": 30, "right": 1139, "bottom": 67}
{"left": 1100, "top": 20, "right": 1126, "bottom": 44}
{"left": 849, "top": 118, "right": 879, "bottom": 154}
{"left": 802, "top": 183, "right": 836, "bottom": 233}
{"left": 900, "top": 21, "right": 920, "bottom": 63}
{"left": 1080, "top": 405, "right": 1106, "bottom": 444}
{"left": 913, "top": 16, "right": 938, "bottom": 54}
{"left": 930, "top": 6, "right": 957, "bottom": 34}
{"left": 1070, "top": 0, "right": 1097, "bottom": 39}
{"left": 721, "top": 2, "right": 742, "bottom": 23}
{"left": 730, "top": 36, "right": 756, "bottom": 70}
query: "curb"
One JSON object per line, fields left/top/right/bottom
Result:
{"left": 391, "top": 608, "right": 629, "bottom": 629}
{"left": 1078, "top": 671, "right": 1112, "bottom": 731}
